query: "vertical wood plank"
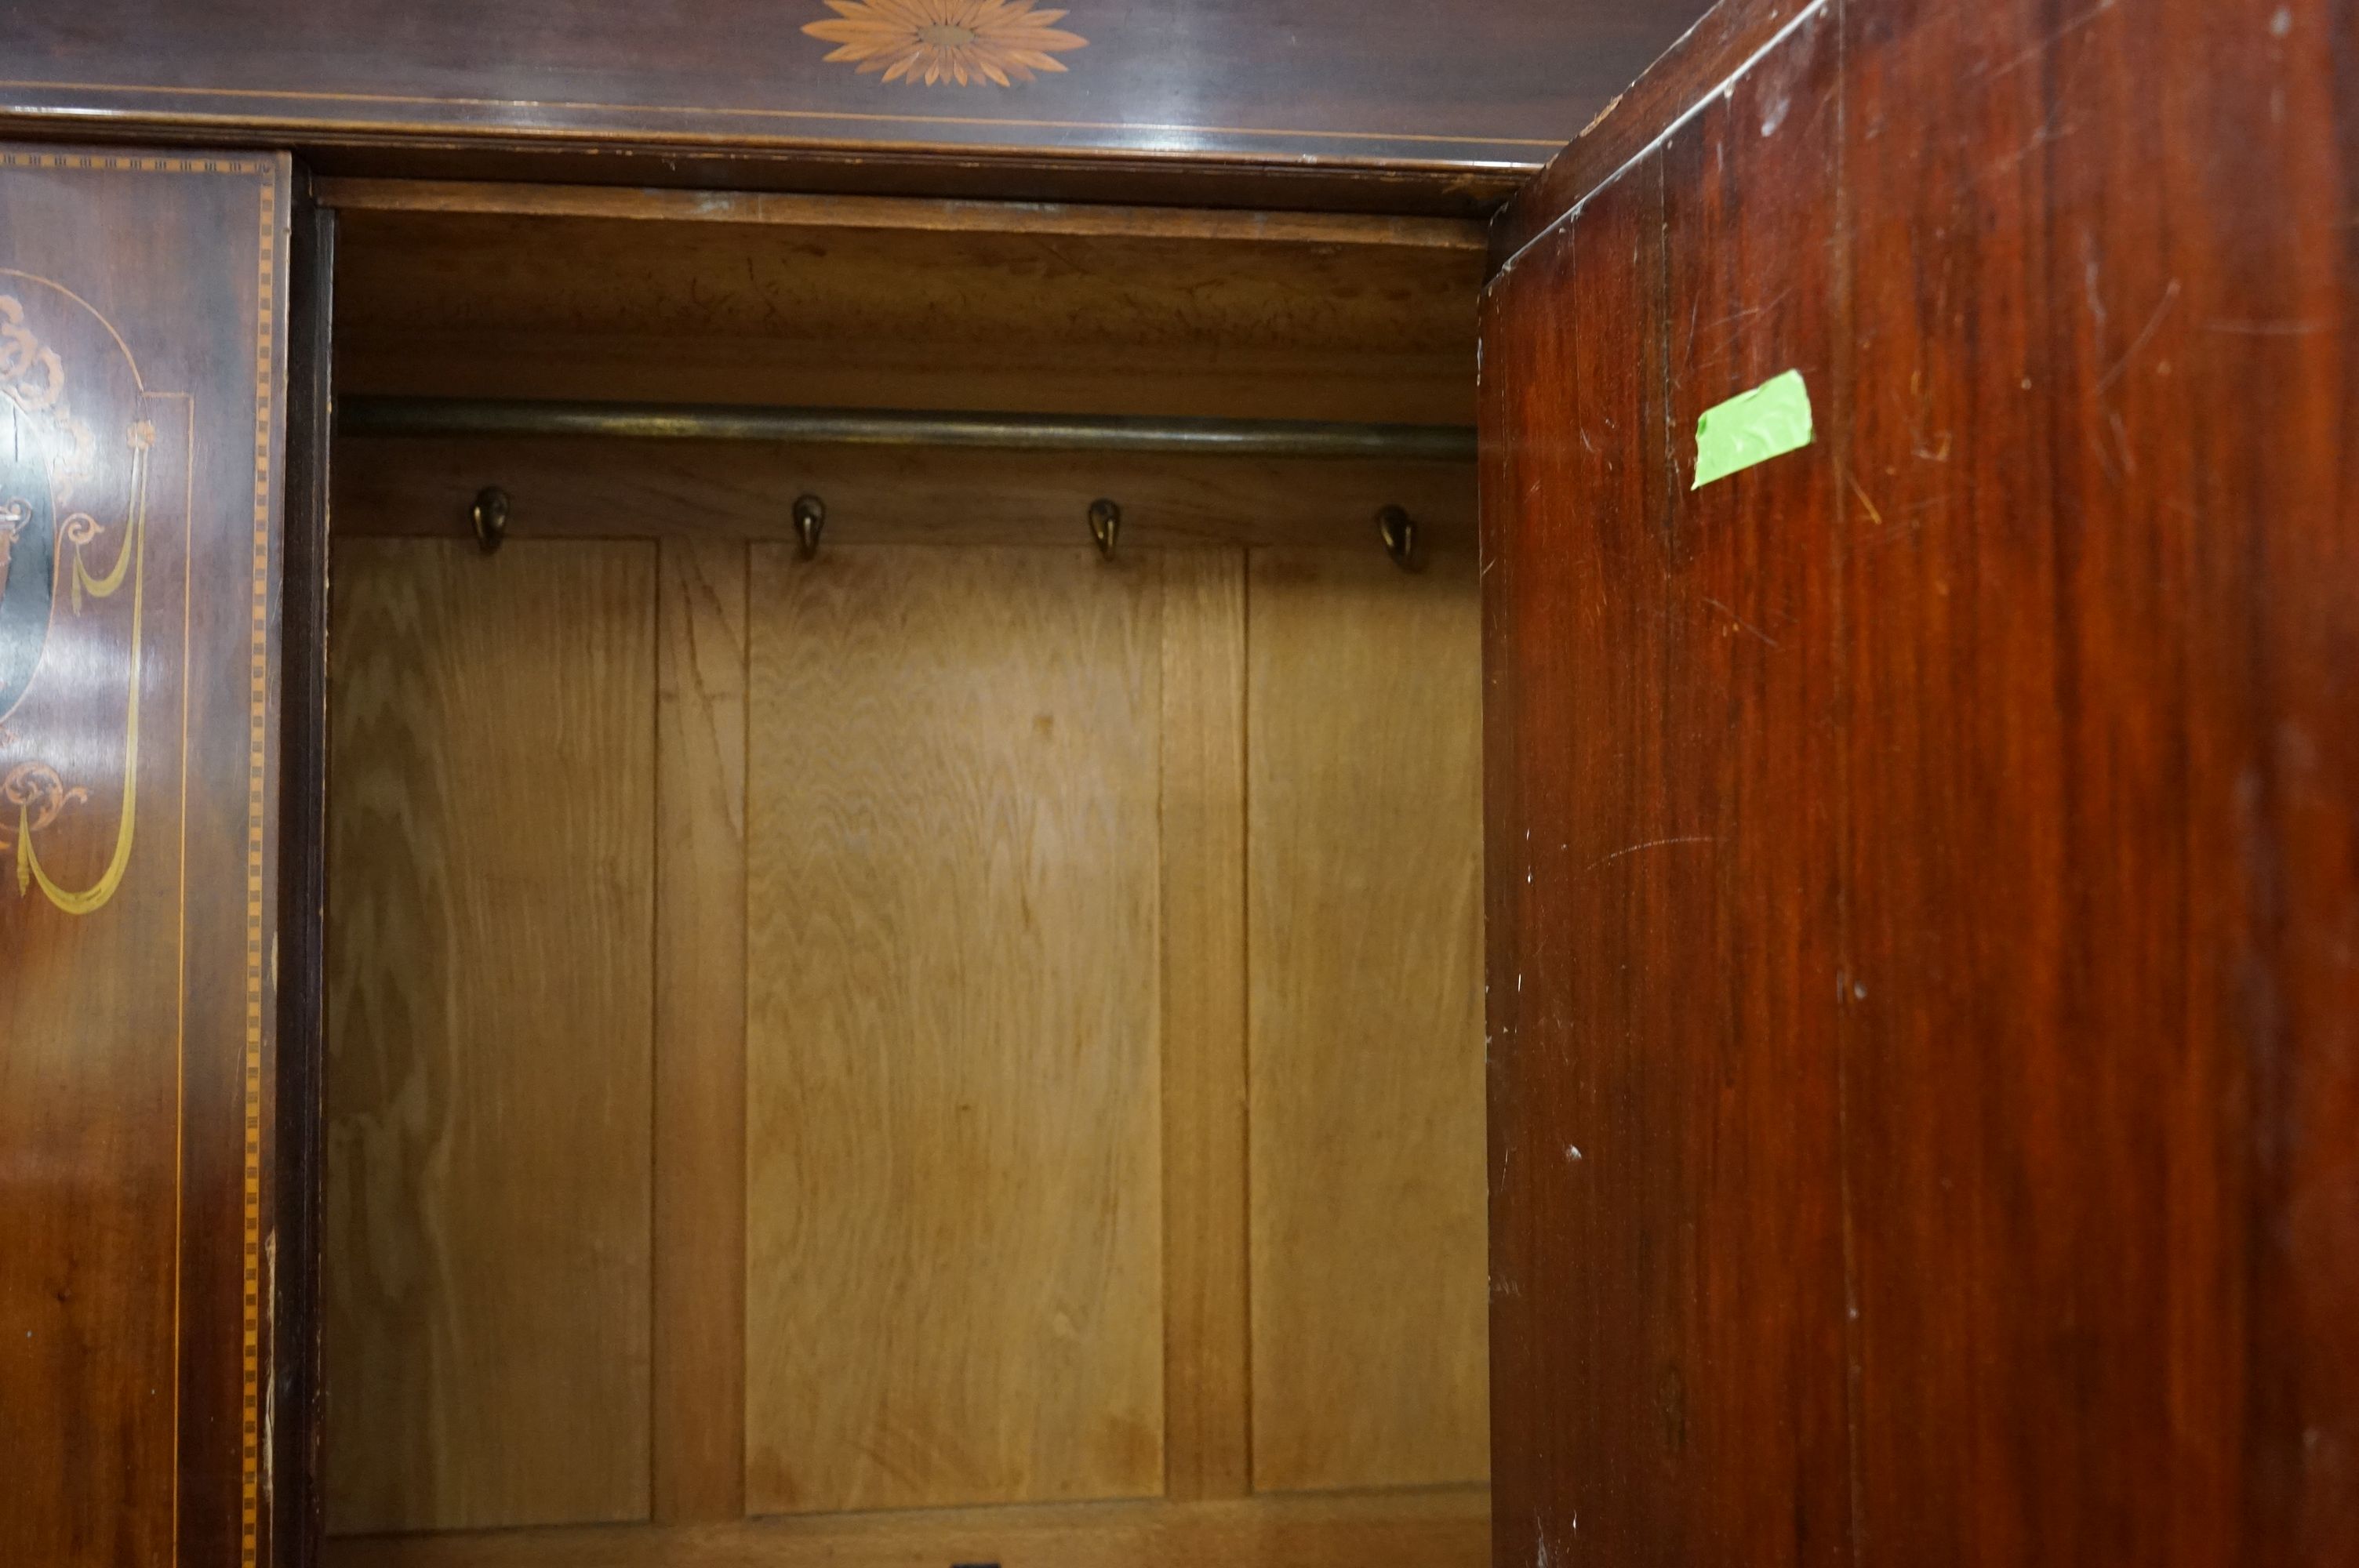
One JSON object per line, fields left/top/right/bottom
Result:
{"left": 743, "top": 546, "right": 1167, "bottom": 1516}
{"left": 651, "top": 539, "right": 749, "bottom": 1523}
{"left": 1156, "top": 549, "right": 1252, "bottom": 1501}
{"left": 1647, "top": 27, "right": 1852, "bottom": 1558}
{"left": 1482, "top": 22, "right": 1861, "bottom": 1557}
{"left": 325, "top": 539, "right": 656, "bottom": 1534}
{"left": 276, "top": 184, "right": 338, "bottom": 1568}
{"left": 1481, "top": 163, "right": 1674, "bottom": 1568}
{"left": 1245, "top": 546, "right": 1488, "bottom": 1494}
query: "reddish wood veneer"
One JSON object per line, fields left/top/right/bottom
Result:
{"left": 1483, "top": 0, "right": 2357, "bottom": 1562}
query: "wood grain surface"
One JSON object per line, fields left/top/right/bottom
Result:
{"left": 1155, "top": 549, "right": 1252, "bottom": 1501}
{"left": 329, "top": 203, "right": 1481, "bottom": 427}
{"left": 1484, "top": 22, "right": 1853, "bottom": 1562}
{"left": 743, "top": 545, "right": 1166, "bottom": 1514}
{"left": 320, "top": 495, "right": 1488, "bottom": 1534}
{"left": 325, "top": 539, "right": 657, "bottom": 1534}
{"left": 1482, "top": 0, "right": 2359, "bottom": 1563}
{"left": 322, "top": 1485, "right": 1489, "bottom": 1568}
{"left": 1245, "top": 546, "right": 1488, "bottom": 1493}
{"left": 652, "top": 539, "right": 751, "bottom": 1523}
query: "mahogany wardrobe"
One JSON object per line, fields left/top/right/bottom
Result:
{"left": 1, "top": 1, "right": 2351, "bottom": 1566}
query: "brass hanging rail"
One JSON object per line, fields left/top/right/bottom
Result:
{"left": 336, "top": 396, "right": 1478, "bottom": 463}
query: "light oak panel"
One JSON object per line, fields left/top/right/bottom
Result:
{"left": 325, "top": 539, "right": 658, "bottom": 1532}
{"left": 745, "top": 546, "right": 1166, "bottom": 1514}
{"left": 1245, "top": 546, "right": 1489, "bottom": 1492}
{"left": 322, "top": 1486, "right": 1490, "bottom": 1568}
{"left": 1157, "top": 551, "right": 1252, "bottom": 1500}
{"left": 652, "top": 540, "right": 751, "bottom": 1522}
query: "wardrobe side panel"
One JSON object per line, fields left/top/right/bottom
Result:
{"left": 1484, "top": 0, "right": 2359, "bottom": 1559}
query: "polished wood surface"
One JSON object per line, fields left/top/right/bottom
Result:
{"left": 1487, "top": 0, "right": 1819, "bottom": 270}
{"left": 1482, "top": 29, "right": 1849, "bottom": 1562}
{"left": 743, "top": 545, "right": 1168, "bottom": 1514}
{"left": 1837, "top": 0, "right": 2355, "bottom": 1556}
{"left": 0, "top": 2, "right": 1712, "bottom": 210}
{"left": 1481, "top": 0, "right": 2359, "bottom": 1562}
{"left": 1246, "top": 546, "right": 1488, "bottom": 1494}
{"left": 325, "top": 540, "right": 656, "bottom": 1533}
{"left": 0, "top": 145, "right": 294, "bottom": 1568}
{"left": 322, "top": 1486, "right": 1488, "bottom": 1568}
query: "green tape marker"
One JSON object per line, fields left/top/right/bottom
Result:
{"left": 1692, "top": 368, "right": 1814, "bottom": 488}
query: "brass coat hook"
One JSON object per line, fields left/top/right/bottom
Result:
{"left": 1377, "top": 504, "right": 1420, "bottom": 572}
{"left": 471, "top": 486, "right": 509, "bottom": 554}
{"left": 794, "top": 494, "right": 827, "bottom": 560}
{"left": 1089, "top": 498, "right": 1122, "bottom": 561}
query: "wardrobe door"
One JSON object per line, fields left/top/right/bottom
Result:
{"left": 0, "top": 145, "right": 329, "bottom": 1568}
{"left": 1480, "top": 0, "right": 2355, "bottom": 1563}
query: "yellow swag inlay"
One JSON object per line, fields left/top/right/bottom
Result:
{"left": 13, "top": 432, "right": 149, "bottom": 916}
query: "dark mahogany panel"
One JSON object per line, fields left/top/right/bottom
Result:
{"left": 0, "top": 147, "right": 306, "bottom": 1568}
{"left": 0, "top": 0, "right": 1710, "bottom": 209}
{"left": 1483, "top": 0, "right": 2356, "bottom": 1563}
{"left": 1481, "top": 12, "right": 1851, "bottom": 1564}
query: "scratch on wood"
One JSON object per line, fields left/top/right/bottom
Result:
{"left": 2096, "top": 279, "right": 2182, "bottom": 392}
{"left": 2202, "top": 318, "right": 2333, "bottom": 336}
{"left": 1978, "top": 0, "right": 2120, "bottom": 81}
{"left": 1583, "top": 835, "right": 1715, "bottom": 875}
{"left": 1702, "top": 597, "right": 1783, "bottom": 648}
{"left": 1842, "top": 466, "right": 1887, "bottom": 528}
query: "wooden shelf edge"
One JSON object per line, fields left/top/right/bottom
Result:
{"left": 324, "top": 1486, "right": 1492, "bottom": 1568}
{"left": 315, "top": 177, "right": 1489, "bottom": 253}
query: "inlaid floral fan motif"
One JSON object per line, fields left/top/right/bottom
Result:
{"left": 803, "top": 0, "right": 1087, "bottom": 86}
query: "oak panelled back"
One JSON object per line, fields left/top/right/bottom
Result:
{"left": 0, "top": 147, "right": 300, "bottom": 1568}
{"left": 316, "top": 534, "right": 1492, "bottom": 1550}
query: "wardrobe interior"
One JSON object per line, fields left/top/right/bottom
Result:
{"left": 314, "top": 183, "right": 1493, "bottom": 1566}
